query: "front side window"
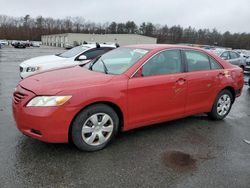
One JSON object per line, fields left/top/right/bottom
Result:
{"left": 221, "top": 51, "right": 230, "bottom": 60}
{"left": 185, "top": 51, "right": 210, "bottom": 72}
{"left": 142, "top": 50, "right": 182, "bottom": 76}
{"left": 90, "top": 47, "right": 149, "bottom": 74}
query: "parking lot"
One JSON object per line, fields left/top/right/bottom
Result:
{"left": 0, "top": 46, "right": 250, "bottom": 187}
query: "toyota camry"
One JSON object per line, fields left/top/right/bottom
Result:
{"left": 12, "top": 44, "right": 244, "bottom": 151}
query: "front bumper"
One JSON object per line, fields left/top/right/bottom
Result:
{"left": 20, "top": 70, "right": 36, "bottom": 79}
{"left": 245, "top": 65, "right": 250, "bottom": 72}
{"left": 12, "top": 85, "right": 76, "bottom": 143}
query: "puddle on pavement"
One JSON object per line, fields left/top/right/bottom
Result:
{"left": 162, "top": 150, "right": 196, "bottom": 172}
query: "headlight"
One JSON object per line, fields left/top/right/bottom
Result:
{"left": 26, "top": 66, "right": 40, "bottom": 72}
{"left": 27, "top": 96, "right": 72, "bottom": 107}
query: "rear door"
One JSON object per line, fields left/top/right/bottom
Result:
{"left": 127, "top": 49, "right": 187, "bottom": 128}
{"left": 183, "top": 50, "right": 223, "bottom": 114}
{"left": 229, "top": 51, "right": 242, "bottom": 67}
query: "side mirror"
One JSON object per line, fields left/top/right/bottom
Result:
{"left": 78, "top": 55, "right": 87, "bottom": 61}
{"left": 221, "top": 56, "right": 227, "bottom": 60}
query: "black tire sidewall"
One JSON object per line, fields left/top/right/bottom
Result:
{"left": 71, "top": 104, "right": 119, "bottom": 151}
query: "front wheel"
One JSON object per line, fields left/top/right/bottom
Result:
{"left": 71, "top": 104, "right": 119, "bottom": 151}
{"left": 208, "top": 90, "right": 233, "bottom": 120}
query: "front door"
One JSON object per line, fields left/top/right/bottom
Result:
{"left": 127, "top": 49, "right": 187, "bottom": 129}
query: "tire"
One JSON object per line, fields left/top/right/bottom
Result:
{"left": 208, "top": 90, "right": 233, "bottom": 120}
{"left": 240, "top": 65, "right": 245, "bottom": 70}
{"left": 71, "top": 104, "right": 119, "bottom": 151}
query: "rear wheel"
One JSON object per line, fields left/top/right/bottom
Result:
{"left": 208, "top": 90, "right": 233, "bottom": 120}
{"left": 71, "top": 104, "right": 119, "bottom": 151}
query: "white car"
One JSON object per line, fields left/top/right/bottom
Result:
{"left": 0, "top": 40, "right": 8, "bottom": 46}
{"left": 31, "top": 41, "right": 41, "bottom": 47}
{"left": 19, "top": 43, "right": 116, "bottom": 78}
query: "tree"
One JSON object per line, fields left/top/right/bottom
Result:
{"left": 108, "top": 22, "right": 117, "bottom": 34}
{"left": 125, "top": 21, "right": 137, "bottom": 34}
{"left": 23, "top": 14, "right": 30, "bottom": 28}
{"left": 140, "top": 22, "right": 155, "bottom": 36}
{"left": 117, "top": 23, "right": 126, "bottom": 34}
{"left": 1, "top": 14, "right": 250, "bottom": 49}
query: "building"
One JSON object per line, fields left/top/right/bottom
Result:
{"left": 41, "top": 33, "right": 157, "bottom": 48}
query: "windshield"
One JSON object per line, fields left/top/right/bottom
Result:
{"left": 58, "top": 46, "right": 89, "bottom": 58}
{"left": 89, "top": 47, "right": 149, "bottom": 74}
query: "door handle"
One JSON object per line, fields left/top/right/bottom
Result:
{"left": 176, "top": 78, "right": 186, "bottom": 85}
{"left": 217, "top": 72, "right": 225, "bottom": 78}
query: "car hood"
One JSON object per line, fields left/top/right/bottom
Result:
{"left": 20, "top": 55, "right": 68, "bottom": 66}
{"left": 19, "top": 66, "right": 114, "bottom": 95}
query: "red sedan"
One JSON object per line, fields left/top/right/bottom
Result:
{"left": 12, "top": 44, "right": 244, "bottom": 151}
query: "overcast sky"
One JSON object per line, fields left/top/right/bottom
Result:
{"left": 1, "top": 0, "right": 250, "bottom": 33}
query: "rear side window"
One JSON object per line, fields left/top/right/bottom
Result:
{"left": 230, "top": 52, "right": 239, "bottom": 59}
{"left": 185, "top": 51, "right": 210, "bottom": 72}
{"left": 210, "top": 57, "right": 222, "bottom": 69}
{"left": 142, "top": 50, "right": 183, "bottom": 76}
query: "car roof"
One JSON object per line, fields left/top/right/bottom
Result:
{"left": 81, "top": 43, "right": 116, "bottom": 49}
{"left": 124, "top": 44, "right": 210, "bottom": 52}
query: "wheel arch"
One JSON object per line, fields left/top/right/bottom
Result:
{"left": 221, "top": 86, "right": 236, "bottom": 103}
{"left": 68, "top": 101, "right": 124, "bottom": 142}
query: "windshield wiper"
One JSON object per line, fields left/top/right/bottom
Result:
{"left": 89, "top": 56, "right": 100, "bottom": 70}
{"left": 100, "top": 59, "right": 108, "bottom": 74}
{"left": 89, "top": 56, "right": 109, "bottom": 74}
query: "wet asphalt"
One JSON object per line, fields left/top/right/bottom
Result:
{"left": 0, "top": 46, "right": 250, "bottom": 188}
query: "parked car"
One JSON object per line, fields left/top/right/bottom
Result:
{"left": 218, "top": 50, "right": 246, "bottom": 70}
{"left": 64, "top": 43, "right": 74, "bottom": 49}
{"left": 12, "top": 44, "right": 244, "bottom": 151}
{"left": 0, "top": 40, "right": 8, "bottom": 46}
{"left": 19, "top": 43, "right": 117, "bottom": 78}
{"left": 31, "top": 41, "right": 40, "bottom": 47}
{"left": 13, "top": 42, "right": 26, "bottom": 49}
{"left": 245, "top": 58, "right": 250, "bottom": 72}
{"left": 234, "top": 49, "right": 250, "bottom": 59}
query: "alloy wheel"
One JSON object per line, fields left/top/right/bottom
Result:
{"left": 216, "top": 94, "right": 231, "bottom": 116}
{"left": 81, "top": 113, "right": 114, "bottom": 146}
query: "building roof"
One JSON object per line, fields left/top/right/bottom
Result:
{"left": 41, "top": 33, "right": 157, "bottom": 40}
